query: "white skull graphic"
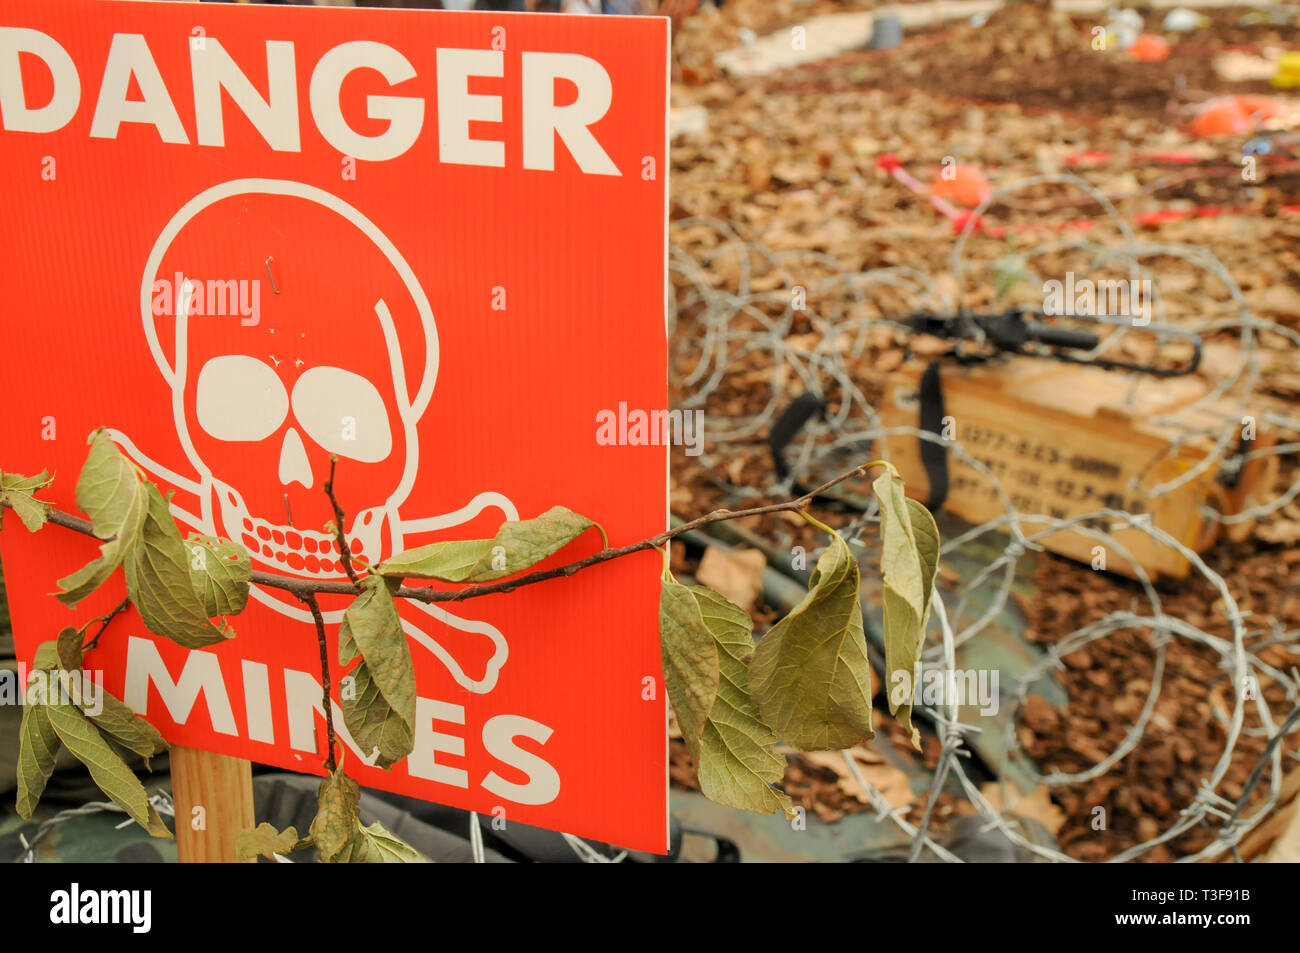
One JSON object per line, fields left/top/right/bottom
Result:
{"left": 111, "top": 179, "right": 514, "bottom": 699}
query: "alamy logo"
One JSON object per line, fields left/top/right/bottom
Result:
{"left": 150, "top": 274, "right": 262, "bottom": 326}
{"left": 0, "top": 666, "right": 103, "bottom": 716}
{"left": 594, "top": 403, "right": 703, "bottom": 456}
{"left": 1042, "top": 272, "right": 1152, "bottom": 325}
{"left": 49, "top": 883, "right": 151, "bottom": 933}
{"left": 889, "top": 664, "right": 1000, "bottom": 716}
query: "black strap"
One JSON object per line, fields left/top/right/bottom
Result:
{"left": 767, "top": 365, "right": 951, "bottom": 513}
{"left": 768, "top": 392, "right": 827, "bottom": 488}
{"left": 918, "top": 360, "right": 950, "bottom": 511}
{"left": 767, "top": 394, "right": 862, "bottom": 512}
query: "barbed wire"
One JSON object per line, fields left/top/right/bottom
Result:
{"left": 668, "top": 175, "right": 1300, "bottom": 862}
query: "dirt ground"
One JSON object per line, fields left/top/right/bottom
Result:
{"left": 665, "top": 0, "right": 1300, "bottom": 860}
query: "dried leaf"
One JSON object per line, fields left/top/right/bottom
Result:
{"left": 338, "top": 577, "right": 414, "bottom": 769}
{"left": 76, "top": 429, "right": 144, "bottom": 535}
{"left": 310, "top": 766, "right": 361, "bottom": 862}
{"left": 0, "top": 469, "right": 51, "bottom": 532}
{"left": 339, "top": 821, "right": 428, "bottom": 863}
{"left": 341, "top": 659, "right": 414, "bottom": 771}
{"left": 45, "top": 704, "right": 171, "bottom": 838}
{"left": 15, "top": 703, "right": 61, "bottom": 819}
{"left": 55, "top": 529, "right": 139, "bottom": 608}
{"left": 56, "top": 432, "right": 150, "bottom": 607}
{"left": 236, "top": 822, "right": 309, "bottom": 861}
{"left": 801, "top": 750, "right": 914, "bottom": 810}
{"left": 30, "top": 640, "right": 60, "bottom": 672}
{"left": 88, "top": 692, "right": 169, "bottom": 769}
{"left": 660, "top": 577, "right": 793, "bottom": 816}
{"left": 874, "top": 469, "right": 940, "bottom": 749}
{"left": 311, "top": 765, "right": 425, "bottom": 863}
{"left": 980, "top": 782, "right": 1066, "bottom": 836}
{"left": 659, "top": 577, "right": 722, "bottom": 753}
{"left": 749, "top": 519, "right": 876, "bottom": 750}
{"left": 696, "top": 546, "right": 767, "bottom": 612}
{"left": 123, "top": 484, "right": 234, "bottom": 648}
{"left": 55, "top": 627, "right": 84, "bottom": 671}
{"left": 185, "top": 534, "right": 251, "bottom": 617}
{"left": 39, "top": 631, "right": 164, "bottom": 766}
{"left": 377, "top": 506, "right": 601, "bottom": 583}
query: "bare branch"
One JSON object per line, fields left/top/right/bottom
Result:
{"left": 301, "top": 591, "right": 338, "bottom": 774}
{"left": 6, "top": 461, "right": 885, "bottom": 606}
{"left": 81, "top": 596, "right": 131, "bottom": 652}
{"left": 323, "top": 455, "right": 362, "bottom": 589}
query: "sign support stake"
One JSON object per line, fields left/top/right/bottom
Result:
{"left": 171, "top": 747, "right": 256, "bottom": 863}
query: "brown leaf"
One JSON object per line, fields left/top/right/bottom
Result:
{"left": 695, "top": 546, "right": 767, "bottom": 612}
{"left": 800, "top": 749, "right": 913, "bottom": 810}
{"left": 980, "top": 782, "right": 1067, "bottom": 836}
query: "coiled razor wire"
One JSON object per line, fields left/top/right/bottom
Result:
{"left": 669, "top": 174, "right": 1300, "bottom": 862}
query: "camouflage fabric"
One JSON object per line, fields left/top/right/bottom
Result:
{"left": 0, "top": 803, "right": 177, "bottom": 864}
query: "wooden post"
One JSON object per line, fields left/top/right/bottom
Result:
{"left": 170, "top": 747, "right": 256, "bottom": 863}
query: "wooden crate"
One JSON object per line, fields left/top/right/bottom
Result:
{"left": 877, "top": 358, "right": 1277, "bottom": 580}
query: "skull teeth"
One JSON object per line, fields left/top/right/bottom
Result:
{"left": 240, "top": 516, "right": 365, "bottom": 578}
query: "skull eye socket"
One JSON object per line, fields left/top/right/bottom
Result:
{"left": 196, "top": 355, "right": 289, "bottom": 442}
{"left": 291, "top": 367, "right": 393, "bottom": 463}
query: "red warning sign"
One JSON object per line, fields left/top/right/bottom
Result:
{"left": 0, "top": 0, "right": 669, "bottom": 852}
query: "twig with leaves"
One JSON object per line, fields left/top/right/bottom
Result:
{"left": 1, "top": 428, "right": 939, "bottom": 861}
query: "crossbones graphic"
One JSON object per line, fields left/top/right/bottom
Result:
{"left": 110, "top": 179, "right": 515, "bottom": 694}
